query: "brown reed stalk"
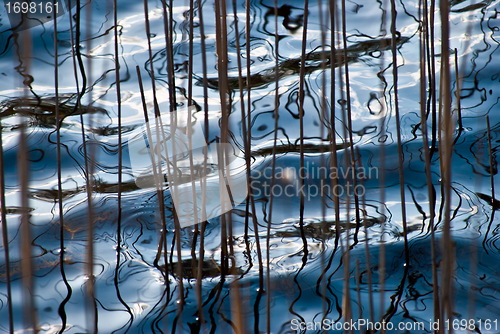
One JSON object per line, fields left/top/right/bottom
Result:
{"left": 137, "top": 65, "right": 175, "bottom": 334}
{"left": 216, "top": 1, "right": 243, "bottom": 326}
{"left": 157, "top": 12, "right": 176, "bottom": 331}
{"left": 141, "top": 2, "right": 177, "bottom": 305}
{"left": 453, "top": 50, "right": 463, "bottom": 142}
{"left": 66, "top": 1, "right": 89, "bottom": 329}
{"left": 244, "top": 0, "right": 264, "bottom": 294}
{"left": 390, "top": 0, "right": 410, "bottom": 268}
{"left": 377, "top": 0, "right": 388, "bottom": 324}
{"left": 298, "top": 0, "right": 309, "bottom": 236}
{"left": 17, "top": 17, "right": 37, "bottom": 334}
{"left": 112, "top": 0, "right": 133, "bottom": 330}
{"left": 216, "top": 2, "right": 243, "bottom": 317}
{"left": 418, "top": 0, "right": 440, "bottom": 328}
{"left": 67, "top": 1, "right": 97, "bottom": 330}
{"left": 486, "top": 116, "right": 495, "bottom": 209}
{"left": 330, "top": 0, "right": 352, "bottom": 326}
{"left": 147, "top": 2, "right": 187, "bottom": 321}
{"left": 183, "top": 0, "right": 205, "bottom": 329}
{"left": 84, "top": 1, "right": 98, "bottom": 331}
{"left": 166, "top": 1, "right": 176, "bottom": 109}
{"left": 318, "top": 0, "right": 328, "bottom": 319}
{"left": 263, "top": 0, "right": 281, "bottom": 331}
{"left": 359, "top": 167, "right": 374, "bottom": 325}
{"left": 439, "top": 0, "right": 454, "bottom": 325}
{"left": 356, "top": 258, "right": 363, "bottom": 334}
{"left": 339, "top": 0, "right": 353, "bottom": 327}
{"left": 429, "top": 0, "right": 437, "bottom": 154}
{"left": 195, "top": 0, "right": 209, "bottom": 329}
{"left": 328, "top": 0, "right": 341, "bottom": 264}
{"left": 19, "top": 104, "right": 36, "bottom": 334}
{"left": 231, "top": 0, "right": 252, "bottom": 280}
{"left": 112, "top": 1, "right": 121, "bottom": 216}
{"left": 0, "top": 87, "right": 13, "bottom": 334}
{"left": 186, "top": 0, "right": 200, "bottom": 292}
{"left": 340, "top": 1, "right": 361, "bottom": 243}
{"left": 235, "top": 1, "right": 250, "bottom": 252}
{"left": 53, "top": 4, "right": 73, "bottom": 333}
{"left": 212, "top": 0, "right": 229, "bottom": 279}
{"left": 454, "top": 5, "right": 474, "bottom": 144}
{"left": 228, "top": 1, "right": 247, "bottom": 332}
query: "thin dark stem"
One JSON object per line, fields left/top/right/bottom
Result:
{"left": 340, "top": 0, "right": 353, "bottom": 326}
{"left": 162, "top": 1, "right": 176, "bottom": 112}
{"left": 418, "top": 0, "right": 440, "bottom": 328}
{"left": 390, "top": 0, "right": 409, "bottom": 269}
{"left": 341, "top": 0, "right": 361, "bottom": 241}
{"left": 453, "top": 49, "right": 463, "bottom": 145}
{"left": 196, "top": 0, "right": 209, "bottom": 329}
{"left": 265, "top": 0, "right": 281, "bottom": 331}
{"left": 377, "top": 0, "right": 388, "bottom": 323}
{"left": 486, "top": 116, "right": 495, "bottom": 209}
{"left": 318, "top": 0, "right": 328, "bottom": 320}
{"left": 113, "top": 0, "right": 133, "bottom": 331}
{"left": 429, "top": 0, "right": 437, "bottom": 155}
{"left": 298, "top": 0, "right": 309, "bottom": 259}
{"left": 439, "top": 0, "right": 453, "bottom": 324}
{"left": 359, "top": 171, "right": 374, "bottom": 326}
{"left": 0, "top": 58, "right": 13, "bottom": 334}
{"left": 18, "top": 19, "right": 37, "bottom": 334}
{"left": 53, "top": 5, "right": 73, "bottom": 333}
{"left": 84, "top": 1, "right": 97, "bottom": 331}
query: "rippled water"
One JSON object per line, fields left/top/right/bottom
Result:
{"left": 0, "top": 0, "right": 500, "bottom": 333}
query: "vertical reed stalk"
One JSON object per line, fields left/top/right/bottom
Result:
{"left": 429, "top": 0, "right": 437, "bottom": 154}
{"left": 0, "top": 89, "right": 13, "bottom": 334}
{"left": 317, "top": 0, "right": 328, "bottom": 319}
{"left": 112, "top": 0, "right": 133, "bottom": 330}
{"left": 439, "top": 0, "right": 454, "bottom": 325}
{"left": 18, "top": 21, "right": 37, "bottom": 334}
{"left": 68, "top": 0, "right": 97, "bottom": 330}
{"left": 213, "top": 0, "right": 229, "bottom": 280}
{"left": 244, "top": 0, "right": 264, "bottom": 295}
{"left": 486, "top": 116, "right": 495, "bottom": 208}
{"left": 231, "top": 4, "right": 252, "bottom": 306}
{"left": 390, "top": 0, "right": 409, "bottom": 268}
{"left": 298, "top": 0, "right": 308, "bottom": 235}
{"left": 165, "top": 0, "right": 176, "bottom": 109}
{"left": 418, "top": 0, "right": 440, "bottom": 327}
{"left": 331, "top": 0, "right": 351, "bottom": 324}
{"left": 377, "top": 0, "right": 388, "bottom": 323}
{"left": 264, "top": 0, "right": 281, "bottom": 331}
{"left": 195, "top": 0, "right": 209, "bottom": 329}
{"left": 453, "top": 50, "right": 463, "bottom": 143}
{"left": 340, "top": 0, "right": 361, "bottom": 240}
{"left": 53, "top": 5, "right": 72, "bottom": 333}
{"left": 360, "top": 172, "right": 374, "bottom": 325}
{"left": 356, "top": 258, "right": 363, "bottom": 333}
{"left": 0, "top": 6, "right": 14, "bottom": 332}
{"left": 328, "top": 0, "right": 340, "bottom": 269}
{"left": 339, "top": 0, "right": 353, "bottom": 326}
{"left": 67, "top": 2, "right": 89, "bottom": 329}
{"left": 187, "top": 0, "right": 200, "bottom": 293}
{"left": 142, "top": 5, "right": 178, "bottom": 320}
{"left": 84, "top": 1, "right": 97, "bottom": 331}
